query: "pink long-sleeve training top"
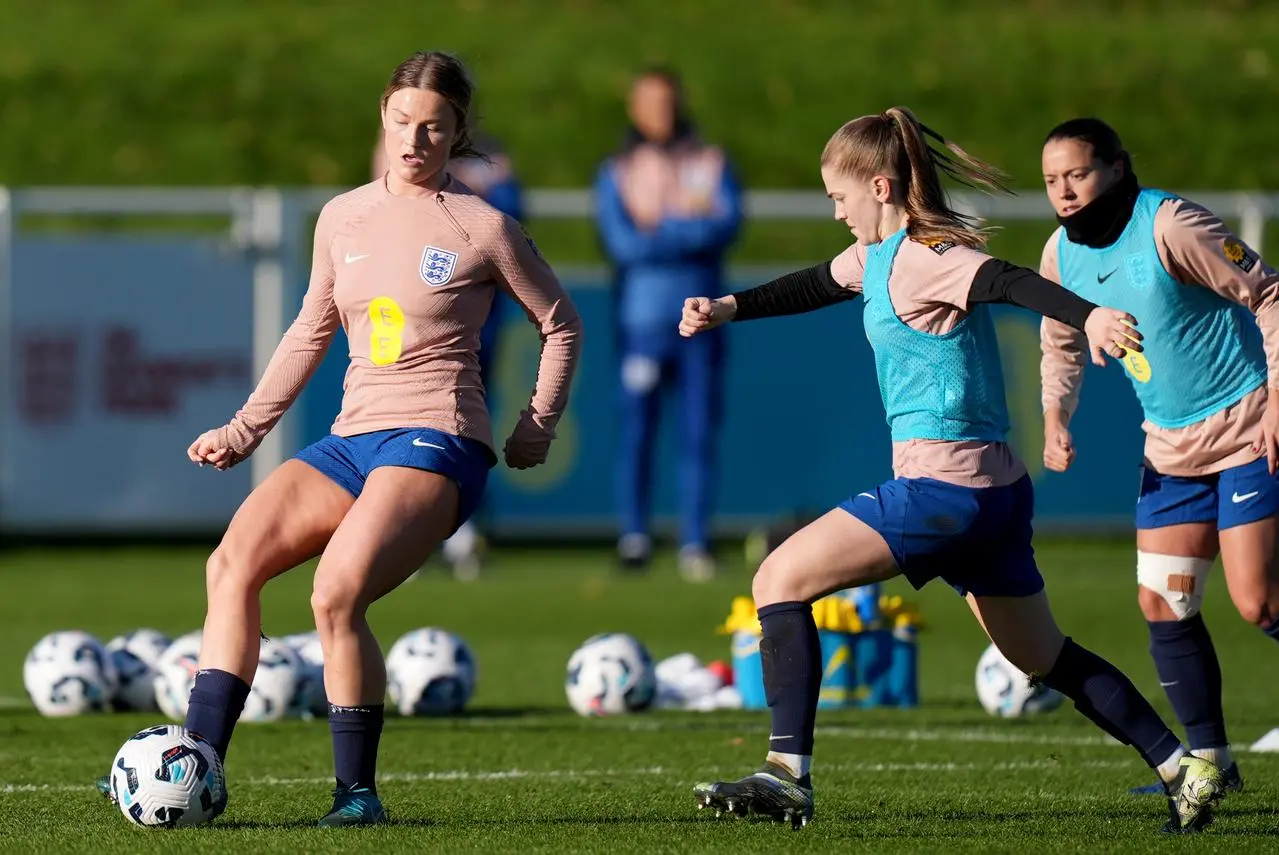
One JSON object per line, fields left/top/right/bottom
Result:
{"left": 215, "top": 175, "right": 583, "bottom": 464}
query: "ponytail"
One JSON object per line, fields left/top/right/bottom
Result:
{"left": 881, "top": 106, "right": 1011, "bottom": 249}
{"left": 821, "top": 107, "right": 1012, "bottom": 250}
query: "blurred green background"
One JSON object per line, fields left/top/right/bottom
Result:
{"left": 2, "top": 0, "right": 1276, "bottom": 264}
{"left": 5, "top": 0, "right": 1277, "bottom": 189}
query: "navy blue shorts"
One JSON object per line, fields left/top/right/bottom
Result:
{"left": 295, "top": 428, "right": 494, "bottom": 532}
{"left": 1136, "top": 455, "right": 1279, "bottom": 531}
{"left": 838, "top": 474, "right": 1044, "bottom": 598}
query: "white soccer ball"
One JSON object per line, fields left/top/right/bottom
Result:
{"left": 153, "top": 631, "right": 203, "bottom": 722}
{"left": 385, "top": 628, "right": 476, "bottom": 716}
{"left": 109, "top": 724, "right": 227, "bottom": 827}
{"left": 242, "top": 638, "right": 300, "bottom": 723}
{"left": 23, "top": 630, "right": 118, "bottom": 717}
{"left": 565, "top": 633, "right": 657, "bottom": 717}
{"left": 975, "top": 643, "right": 1065, "bottom": 717}
{"left": 282, "top": 631, "right": 327, "bottom": 719}
{"left": 107, "top": 629, "right": 173, "bottom": 712}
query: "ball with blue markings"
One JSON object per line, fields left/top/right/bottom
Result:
{"left": 152, "top": 631, "right": 203, "bottom": 722}
{"left": 23, "top": 630, "right": 118, "bottom": 717}
{"left": 109, "top": 724, "right": 227, "bottom": 827}
{"left": 386, "top": 628, "right": 477, "bottom": 716}
{"left": 242, "top": 638, "right": 301, "bottom": 723}
{"left": 565, "top": 633, "right": 656, "bottom": 717}
{"left": 281, "top": 631, "right": 328, "bottom": 719}
{"left": 975, "top": 643, "right": 1064, "bottom": 717}
{"left": 107, "top": 629, "right": 172, "bottom": 712}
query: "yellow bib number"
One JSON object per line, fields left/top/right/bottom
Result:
{"left": 368, "top": 297, "right": 405, "bottom": 366}
{"left": 1123, "top": 350, "right": 1152, "bottom": 384}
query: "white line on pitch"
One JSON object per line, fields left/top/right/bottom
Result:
{"left": 816, "top": 725, "right": 1118, "bottom": 748}
{"left": 0, "top": 759, "right": 1134, "bottom": 796}
{"left": 515, "top": 718, "right": 1279, "bottom": 754}
{"left": 460, "top": 718, "right": 1119, "bottom": 747}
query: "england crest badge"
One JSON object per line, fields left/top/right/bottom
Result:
{"left": 420, "top": 245, "right": 459, "bottom": 287}
{"left": 1123, "top": 253, "right": 1153, "bottom": 291}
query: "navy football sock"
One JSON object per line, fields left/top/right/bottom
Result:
{"left": 330, "top": 703, "right": 385, "bottom": 794}
{"left": 1042, "top": 637, "right": 1182, "bottom": 769}
{"left": 1263, "top": 615, "right": 1279, "bottom": 643}
{"left": 757, "top": 602, "right": 821, "bottom": 757}
{"left": 184, "top": 668, "right": 251, "bottom": 762}
{"left": 1147, "top": 616, "right": 1227, "bottom": 750}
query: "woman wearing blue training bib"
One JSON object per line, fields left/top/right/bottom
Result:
{"left": 680, "top": 107, "right": 1225, "bottom": 835}
{"left": 1040, "top": 117, "right": 1279, "bottom": 798}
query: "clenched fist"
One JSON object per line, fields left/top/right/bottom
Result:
{"left": 679, "top": 296, "right": 737, "bottom": 338}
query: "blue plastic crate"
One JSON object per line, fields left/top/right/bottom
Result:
{"left": 732, "top": 626, "right": 918, "bottom": 709}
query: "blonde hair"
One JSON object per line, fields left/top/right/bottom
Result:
{"left": 820, "top": 106, "right": 1012, "bottom": 249}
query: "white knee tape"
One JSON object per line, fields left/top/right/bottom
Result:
{"left": 1136, "top": 552, "right": 1212, "bottom": 620}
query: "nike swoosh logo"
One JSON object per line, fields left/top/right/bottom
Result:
{"left": 1097, "top": 269, "right": 1116, "bottom": 283}
{"left": 856, "top": 492, "right": 876, "bottom": 500}
{"left": 768, "top": 735, "right": 793, "bottom": 741}
{"left": 412, "top": 438, "right": 446, "bottom": 449}
{"left": 1159, "top": 680, "right": 1179, "bottom": 687}
{"left": 345, "top": 252, "right": 370, "bottom": 264}
{"left": 1232, "top": 490, "right": 1259, "bottom": 504}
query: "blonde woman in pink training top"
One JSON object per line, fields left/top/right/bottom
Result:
{"left": 98, "top": 50, "right": 582, "bottom": 826}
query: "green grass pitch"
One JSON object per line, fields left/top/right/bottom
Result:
{"left": 2, "top": 539, "right": 1277, "bottom": 852}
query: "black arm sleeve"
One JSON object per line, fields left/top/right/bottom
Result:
{"left": 968, "top": 258, "right": 1097, "bottom": 331}
{"left": 731, "top": 262, "right": 855, "bottom": 322}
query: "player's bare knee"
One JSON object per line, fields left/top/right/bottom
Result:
{"left": 310, "top": 578, "right": 362, "bottom": 632}
{"left": 204, "top": 546, "right": 262, "bottom": 600}
{"left": 1136, "top": 552, "right": 1211, "bottom": 621}
{"left": 309, "top": 588, "right": 338, "bottom": 636}
{"left": 752, "top": 552, "right": 801, "bottom": 606}
{"left": 749, "top": 566, "right": 776, "bottom": 608}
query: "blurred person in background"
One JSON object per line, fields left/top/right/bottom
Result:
{"left": 373, "top": 131, "right": 525, "bottom": 581}
{"left": 594, "top": 66, "right": 744, "bottom": 582}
